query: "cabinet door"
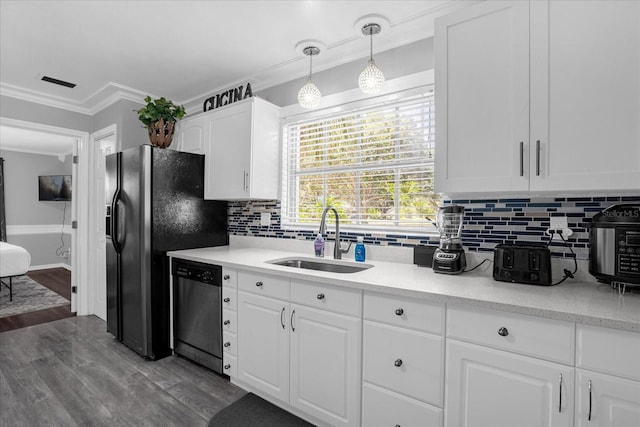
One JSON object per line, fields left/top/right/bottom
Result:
{"left": 575, "top": 370, "right": 640, "bottom": 427}
{"left": 204, "top": 102, "right": 251, "bottom": 199}
{"left": 237, "top": 291, "right": 289, "bottom": 403}
{"left": 434, "top": 1, "right": 530, "bottom": 193}
{"left": 530, "top": 0, "right": 640, "bottom": 191}
{"left": 446, "top": 340, "right": 574, "bottom": 427}
{"left": 174, "top": 115, "right": 206, "bottom": 154}
{"left": 290, "top": 305, "right": 361, "bottom": 427}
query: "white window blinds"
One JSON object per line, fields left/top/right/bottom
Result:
{"left": 282, "top": 92, "right": 439, "bottom": 232}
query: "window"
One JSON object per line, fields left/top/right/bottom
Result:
{"left": 282, "top": 90, "right": 439, "bottom": 233}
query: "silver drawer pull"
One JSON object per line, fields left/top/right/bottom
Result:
{"left": 394, "top": 359, "right": 403, "bottom": 367}
{"left": 317, "top": 293, "right": 325, "bottom": 300}
{"left": 256, "top": 281, "right": 263, "bottom": 287}
{"left": 223, "top": 274, "right": 230, "bottom": 280}
{"left": 498, "top": 327, "right": 509, "bottom": 337}
{"left": 588, "top": 380, "right": 592, "bottom": 421}
{"left": 224, "top": 342, "right": 231, "bottom": 348}
{"left": 395, "top": 308, "right": 404, "bottom": 316}
{"left": 224, "top": 320, "right": 230, "bottom": 326}
{"left": 223, "top": 297, "right": 230, "bottom": 303}
{"left": 224, "top": 364, "right": 231, "bottom": 370}
{"left": 558, "top": 373, "right": 563, "bottom": 413}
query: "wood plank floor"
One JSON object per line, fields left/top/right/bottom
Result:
{"left": 0, "top": 315, "right": 247, "bottom": 426}
{"left": 0, "top": 268, "right": 74, "bottom": 333}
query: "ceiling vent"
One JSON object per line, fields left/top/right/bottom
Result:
{"left": 41, "top": 75, "right": 76, "bottom": 88}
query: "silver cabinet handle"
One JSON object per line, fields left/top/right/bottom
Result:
{"left": 395, "top": 308, "right": 404, "bottom": 316}
{"left": 224, "top": 342, "right": 230, "bottom": 348}
{"left": 256, "top": 281, "right": 263, "bottom": 287}
{"left": 519, "top": 141, "right": 524, "bottom": 176}
{"left": 558, "top": 373, "right": 563, "bottom": 413}
{"left": 394, "top": 359, "right": 403, "bottom": 367}
{"left": 317, "top": 293, "right": 325, "bottom": 300}
{"left": 223, "top": 274, "right": 230, "bottom": 281}
{"left": 588, "top": 379, "right": 592, "bottom": 421}
{"left": 224, "top": 320, "right": 230, "bottom": 326}
{"left": 498, "top": 327, "right": 509, "bottom": 337}
{"left": 224, "top": 364, "right": 231, "bottom": 370}
{"left": 223, "top": 297, "right": 230, "bottom": 303}
{"left": 243, "top": 171, "right": 249, "bottom": 191}
{"left": 280, "top": 307, "right": 285, "bottom": 329}
{"left": 291, "top": 309, "right": 296, "bottom": 332}
{"left": 536, "top": 140, "right": 541, "bottom": 176}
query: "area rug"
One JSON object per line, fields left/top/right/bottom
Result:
{"left": 0, "top": 275, "right": 69, "bottom": 318}
{"left": 208, "top": 393, "right": 315, "bottom": 427}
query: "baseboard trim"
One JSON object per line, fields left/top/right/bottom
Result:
{"left": 29, "top": 263, "right": 71, "bottom": 271}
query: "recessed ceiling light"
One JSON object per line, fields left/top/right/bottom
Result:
{"left": 41, "top": 75, "right": 76, "bottom": 88}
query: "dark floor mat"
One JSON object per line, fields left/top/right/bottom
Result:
{"left": 208, "top": 392, "right": 315, "bottom": 427}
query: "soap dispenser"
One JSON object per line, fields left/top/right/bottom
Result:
{"left": 314, "top": 233, "right": 325, "bottom": 257}
{"left": 354, "top": 236, "right": 366, "bottom": 262}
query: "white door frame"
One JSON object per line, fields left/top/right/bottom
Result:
{"left": 0, "top": 117, "right": 90, "bottom": 314}
{"left": 87, "top": 124, "right": 118, "bottom": 319}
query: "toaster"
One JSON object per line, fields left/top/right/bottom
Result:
{"left": 493, "top": 244, "right": 552, "bottom": 286}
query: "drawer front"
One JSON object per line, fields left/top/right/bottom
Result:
{"left": 223, "top": 331, "right": 237, "bottom": 356}
{"left": 222, "top": 308, "right": 237, "bottom": 334}
{"left": 222, "top": 267, "right": 237, "bottom": 288}
{"left": 577, "top": 324, "right": 640, "bottom": 381}
{"left": 364, "top": 291, "right": 444, "bottom": 335}
{"left": 223, "top": 353, "right": 237, "bottom": 378}
{"left": 238, "top": 270, "right": 290, "bottom": 300}
{"left": 222, "top": 286, "right": 237, "bottom": 311}
{"left": 290, "top": 279, "right": 362, "bottom": 317}
{"left": 362, "top": 383, "right": 443, "bottom": 427}
{"left": 363, "top": 321, "right": 444, "bottom": 406}
{"left": 447, "top": 305, "right": 575, "bottom": 365}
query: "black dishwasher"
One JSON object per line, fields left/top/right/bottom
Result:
{"left": 172, "top": 258, "right": 223, "bottom": 373}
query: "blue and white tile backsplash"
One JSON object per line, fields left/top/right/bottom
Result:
{"left": 228, "top": 196, "right": 640, "bottom": 260}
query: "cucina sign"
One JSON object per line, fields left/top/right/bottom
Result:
{"left": 203, "top": 83, "right": 253, "bottom": 112}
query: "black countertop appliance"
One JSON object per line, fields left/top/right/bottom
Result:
{"left": 589, "top": 204, "right": 640, "bottom": 287}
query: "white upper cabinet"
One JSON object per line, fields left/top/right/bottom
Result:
{"left": 173, "top": 114, "right": 206, "bottom": 154}
{"left": 435, "top": 0, "right": 640, "bottom": 194}
{"left": 203, "top": 97, "right": 281, "bottom": 200}
{"left": 435, "top": 1, "right": 530, "bottom": 193}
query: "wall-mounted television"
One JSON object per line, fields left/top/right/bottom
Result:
{"left": 38, "top": 175, "right": 72, "bottom": 201}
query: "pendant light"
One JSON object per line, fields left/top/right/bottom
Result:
{"left": 298, "top": 46, "right": 321, "bottom": 109}
{"left": 358, "top": 23, "right": 385, "bottom": 95}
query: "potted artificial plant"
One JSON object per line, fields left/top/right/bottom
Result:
{"left": 136, "top": 96, "right": 186, "bottom": 148}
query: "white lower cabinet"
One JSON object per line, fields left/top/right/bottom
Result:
{"left": 446, "top": 339, "right": 574, "bottom": 427}
{"left": 221, "top": 267, "right": 238, "bottom": 378}
{"left": 237, "top": 291, "right": 290, "bottom": 402}
{"left": 290, "top": 305, "right": 361, "bottom": 426}
{"left": 362, "top": 291, "right": 445, "bottom": 426}
{"left": 236, "top": 274, "right": 362, "bottom": 427}
{"left": 575, "top": 324, "right": 640, "bottom": 427}
{"left": 362, "top": 382, "right": 442, "bottom": 427}
{"left": 575, "top": 370, "right": 640, "bottom": 427}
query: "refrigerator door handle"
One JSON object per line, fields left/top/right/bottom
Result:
{"left": 111, "top": 188, "right": 122, "bottom": 254}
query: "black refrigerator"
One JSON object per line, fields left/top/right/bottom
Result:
{"left": 105, "top": 145, "right": 228, "bottom": 360}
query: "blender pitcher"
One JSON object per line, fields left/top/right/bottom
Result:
{"left": 433, "top": 205, "right": 466, "bottom": 274}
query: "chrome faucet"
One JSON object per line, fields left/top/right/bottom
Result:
{"left": 319, "top": 206, "right": 352, "bottom": 259}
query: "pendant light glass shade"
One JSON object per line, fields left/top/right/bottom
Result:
{"left": 359, "top": 59, "right": 385, "bottom": 95}
{"left": 359, "top": 23, "right": 385, "bottom": 95}
{"left": 298, "top": 46, "right": 321, "bottom": 109}
{"left": 298, "top": 78, "right": 321, "bottom": 109}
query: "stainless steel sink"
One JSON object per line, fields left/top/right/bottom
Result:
{"left": 267, "top": 257, "right": 373, "bottom": 274}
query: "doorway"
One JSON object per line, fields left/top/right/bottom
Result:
{"left": 0, "top": 117, "right": 90, "bottom": 315}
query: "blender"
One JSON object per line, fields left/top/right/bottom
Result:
{"left": 432, "top": 205, "right": 466, "bottom": 274}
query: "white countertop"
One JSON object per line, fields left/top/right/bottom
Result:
{"left": 167, "top": 245, "right": 640, "bottom": 333}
